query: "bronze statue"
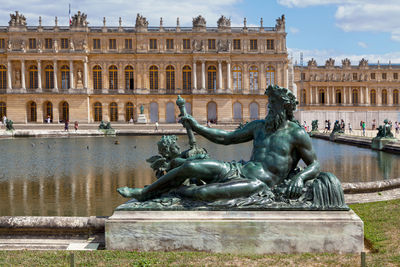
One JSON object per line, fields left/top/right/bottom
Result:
{"left": 117, "top": 85, "right": 347, "bottom": 210}
{"left": 376, "top": 119, "right": 394, "bottom": 138}
{"left": 311, "top": 120, "right": 318, "bottom": 131}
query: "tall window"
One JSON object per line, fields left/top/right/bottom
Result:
{"left": 0, "top": 39, "right": 5, "bottom": 49}
{"left": 29, "top": 102, "right": 37, "bottom": 122}
{"left": 393, "top": 89, "right": 399, "bottom": 105}
{"left": 93, "top": 65, "right": 102, "bottom": 90}
{"left": 352, "top": 89, "right": 359, "bottom": 104}
{"left": 233, "top": 39, "right": 241, "bottom": 50}
{"left": 149, "top": 39, "right": 157, "bottom": 49}
{"left": 0, "top": 65, "right": 6, "bottom": 89}
{"left": 250, "top": 39, "right": 257, "bottom": 50}
{"left": 45, "top": 65, "right": 54, "bottom": 89}
{"left": 109, "top": 39, "right": 116, "bottom": 50}
{"left": 382, "top": 89, "right": 388, "bottom": 105}
{"left": 29, "top": 65, "right": 38, "bottom": 89}
{"left": 319, "top": 89, "right": 325, "bottom": 104}
{"left": 126, "top": 102, "right": 134, "bottom": 121}
{"left": 266, "top": 39, "right": 274, "bottom": 50}
{"left": 394, "top": 73, "right": 398, "bottom": 80}
{"left": 166, "top": 39, "right": 174, "bottom": 50}
{"left": 125, "top": 39, "right": 132, "bottom": 49}
{"left": 371, "top": 73, "right": 376, "bottom": 80}
{"left": 93, "top": 39, "right": 101, "bottom": 50}
{"left": 182, "top": 66, "right": 192, "bottom": 92}
{"left": 109, "top": 65, "right": 118, "bottom": 90}
{"left": 301, "top": 89, "right": 306, "bottom": 105}
{"left": 125, "top": 66, "right": 134, "bottom": 90}
{"left": 249, "top": 66, "right": 258, "bottom": 92}
{"left": 61, "top": 102, "right": 69, "bottom": 122}
{"left": 232, "top": 66, "right": 242, "bottom": 92}
{"left": 266, "top": 66, "right": 275, "bottom": 86}
{"left": 166, "top": 65, "right": 175, "bottom": 92}
{"left": 233, "top": 102, "right": 243, "bottom": 122}
{"left": 382, "top": 73, "right": 387, "bottom": 80}
{"left": 149, "top": 66, "right": 158, "bottom": 91}
{"left": 45, "top": 38, "right": 52, "bottom": 49}
{"left": 61, "top": 38, "right": 68, "bottom": 49}
{"left": 61, "top": 65, "right": 70, "bottom": 89}
{"left": 110, "top": 102, "right": 118, "bottom": 121}
{"left": 183, "top": 39, "right": 190, "bottom": 50}
{"left": 45, "top": 102, "right": 53, "bottom": 122}
{"left": 208, "top": 39, "right": 216, "bottom": 50}
{"left": 207, "top": 66, "right": 217, "bottom": 92}
{"left": 370, "top": 89, "right": 376, "bottom": 105}
{"left": 0, "top": 102, "right": 6, "bottom": 119}
{"left": 336, "top": 89, "right": 342, "bottom": 104}
{"left": 94, "top": 102, "right": 102, "bottom": 122}
{"left": 29, "top": 38, "right": 36, "bottom": 49}
{"left": 250, "top": 102, "right": 259, "bottom": 120}
{"left": 352, "top": 73, "right": 358, "bottom": 80}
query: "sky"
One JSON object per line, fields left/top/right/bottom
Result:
{"left": 1, "top": 0, "right": 399, "bottom": 66}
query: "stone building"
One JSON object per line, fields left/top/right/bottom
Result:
{"left": 294, "top": 58, "right": 400, "bottom": 128}
{"left": 0, "top": 11, "right": 289, "bottom": 124}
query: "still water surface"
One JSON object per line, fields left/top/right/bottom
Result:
{"left": 0, "top": 136, "right": 399, "bottom": 216}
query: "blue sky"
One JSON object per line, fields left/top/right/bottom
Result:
{"left": 1, "top": 0, "right": 399, "bottom": 65}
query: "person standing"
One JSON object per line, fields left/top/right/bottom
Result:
{"left": 74, "top": 121, "right": 79, "bottom": 132}
{"left": 2, "top": 115, "right": 6, "bottom": 125}
{"left": 362, "top": 121, "right": 366, "bottom": 136}
{"left": 64, "top": 120, "right": 69, "bottom": 131}
{"left": 155, "top": 121, "right": 159, "bottom": 131}
{"left": 348, "top": 123, "right": 352, "bottom": 134}
{"left": 327, "top": 120, "right": 331, "bottom": 132}
{"left": 395, "top": 121, "right": 399, "bottom": 135}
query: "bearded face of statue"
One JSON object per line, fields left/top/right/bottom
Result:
{"left": 265, "top": 97, "right": 287, "bottom": 133}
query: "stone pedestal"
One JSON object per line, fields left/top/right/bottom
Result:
{"left": 136, "top": 114, "right": 147, "bottom": 124}
{"left": 105, "top": 210, "right": 364, "bottom": 254}
{"left": 371, "top": 137, "right": 395, "bottom": 150}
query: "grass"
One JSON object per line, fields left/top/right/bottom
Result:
{"left": 0, "top": 199, "right": 399, "bottom": 266}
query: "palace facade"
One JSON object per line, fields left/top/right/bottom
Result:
{"left": 294, "top": 58, "right": 400, "bottom": 127}
{"left": 0, "top": 11, "right": 289, "bottom": 124}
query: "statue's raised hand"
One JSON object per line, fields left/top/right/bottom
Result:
{"left": 179, "top": 115, "right": 197, "bottom": 129}
{"left": 286, "top": 176, "right": 304, "bottom": 199}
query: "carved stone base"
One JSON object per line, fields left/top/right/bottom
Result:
{"left": 105, "top": 210, "right": 364, "bottom": 253}
{"left": 136, "top": 114, "right": 147, "bottom": 124}
{"left": 371, "top": 138, "right": 395, "bottom": 150}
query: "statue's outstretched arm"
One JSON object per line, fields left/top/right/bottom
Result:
{"left": 182, "top": 116, "right": 256, "bottom": 145}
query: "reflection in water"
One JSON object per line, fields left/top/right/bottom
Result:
{"left": 0, "top": 136, "right": 399, "bottom": 216}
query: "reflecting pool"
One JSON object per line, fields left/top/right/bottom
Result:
{"left": 0, "top": 136, "right": 399, "bottom": 216}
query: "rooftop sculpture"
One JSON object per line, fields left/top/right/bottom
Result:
{"left": 117, "top": 85, "right": 347, "bottom": 211}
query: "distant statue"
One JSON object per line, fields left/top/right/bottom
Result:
{"left": 331, "top": 120, "right": 344, "bottom": 135}
{"left": 7, "top": 40, "right": 12, "bottom": 51}
{"left": 20, "top": 40, "right": 26, "bottom": 53}
{"left": 217, "top": 15, "right": 231, "bottom": 30}
{"left": 140, "top": 105, "right": 144, "bottom": 114}
{"left": 5, "top": 119, "right": 14, "bottom": 131}
{"left": 9, "top": 11, "right": 27, "bottom": 27}
{"left": 70, "top": 11, "right": 88, "bottom": 28}
{"left": 192, "top": 15, "right": 206, "bottom": 28}
{"left": 376, "top": 119, "right": 394, "bottom": 139}
{"left": 54, "top": 40, "right": 59, "bottom": 52}
{"left": 311, "top": 120, "right": 318, "bottom": 131}
{"left": 82, "top": 39, "right": 88, "bottom": 53}
{"left": 69, "top": 39, "right": 75, "bottom": 51}
{"left": 77, "top": 69, "right": 83, "bottom": 83}
{"left": 135, "top": 13, "right": 149, "bottom": 28}
{"left": 99, "top": 121, "right": 113, "bottom": 130}
{"left": 117, "top": 85, "right": 347, "bottom": 211}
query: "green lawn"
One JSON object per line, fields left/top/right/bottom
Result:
{"left": 0, "top": 199, "right": 399, "bottom": 267}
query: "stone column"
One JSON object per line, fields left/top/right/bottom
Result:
{"left": 37, "top": 60, "right": 42, "bottom": 92}
{"left": 343, "top": 87, "right": 347, "bottom": 105}
{"left": 315, "top": 87, "right": 319, "bottom": 104}
{"left": 332, "top": 87, "right": 336, "bottom": 104}
{"left": 377, "top": 88, "right": 382, "bottom": 106}
{"left": 218, "top": 60, "right": 222, "bottom": 90}
{"left": 69, "top": 60, "right": 74, "bottom": 89}
{"left": 310, "top": 86, "right": 314, "bottom": 104}
{"left": 201, "top": 60, "right": 206, "bottom": 90}
{"left": 53, "top": 60, "right": 58, "bottom": 91}
{"left": 192, "top": 61, "right": 197, "bottom": 90}
{"left": 227, "top": 61, "right": 231, "bottom": 92}
{"left": 359, "top": 87, "right": 364, "bottom": 105}
{"left": 7, "top": 61, "right": 12, "bottom": 91}
{"left": 21, "top": 60, "right": 26, "bottom": 90}
{"left": 366, "top": 87, "right": 370, "bottom": 105}
{"left": 326, "top": 87, "right": 330, "bottom": 105}
{"left": 84, "top": 58, "right": 88, "bottom": 90}
{"left": 389, "top": 88, "right": 393, "bottom": 105}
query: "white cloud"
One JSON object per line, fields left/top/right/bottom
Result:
{"left": 278, "top": 0, "right": 400, "bottom": 42}
{"left": 288, "top": 47, "right": 400, "bottom": 66}
{"left": 289, "top": 27, "right": 299, "bottom": 34}
{"left": 357, "top": 42, "right": 367, "bottom": 48}
{"left": 0, "top": 0, "right": 242, "bottom": 26}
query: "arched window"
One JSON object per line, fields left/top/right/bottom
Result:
{"left": 149, "top": 66, "right": 158, "bottom": 92}
{"left": 109, "top": 65, "right": 118, "bottom": 90}
{"left": 393, "top": 89, "right": 399, "bottom": 105}
{"left": 45, "top": 101, "right": 53, "bottom": 122}
{"left": 0, "top": 65, "right": 6, "bottom": 89}
{"left": 125, "top": 66, "right": 134, "bottom": 90}
{"left": 166, "top": 65, "right": 175, "bottom": 93}
{"left": 233, "top": 66, "right": 242, "bottom": 92}
{"left": 336, "top": 89, "right": 342, "bottom": 104}
{"left": 207, "top": 66, "right": 217, "bottom": 92}
{"left": 352, "top": 89, "right": 359, "bottom": 104}
{"left": 319, "top": 89, "right": 325, "bottom": 104}
{"left": 28, "top": 101, "right": 37, "bottom": 122}
{"left": 125, "top": 102, "right": 134, "bottom": 121}
{"left": 29, "top": 65, "right": 38, "bottom": 89}
{"left": 382, "top": 89, "right": 388, "bottom": 105}
{"left": 93, "top": 65, "right": 102, "bottom": 90}
{"left": 61, "top": 102, "right": 69, "bottom": 122}
{"left": 166, "top": 102, "right": 175, "bottom": 123}
{"left": 233, "top": 102, "right": 243, "bottom": 122}
{"left": 250, "top": 102, "right": 259, "bottom": 120}
{"left": 0, "top": 102, "right": 6, "bottom": 118}
{"left": 301, "top": 89, "right": 306, "bottom": 105}
{"left": 150, "top": 102, "right": 159, "bottom": 122}
{"left": 266, "top": 66, "right": 275, "bottom": 87}
{"left": 370, "top": 89, "right": 376, "bottom": 105}
{"left": 94, "top": 102, "right": 102, "bottom": 122}
{"left": 110, "top": 102, "right": 118, "bottom": 121}
{"left": 207, "top": 101, "right": 217, "bottom": 122}
{"left": 182, "top": 66, "right": 192, "bottom": 92}
{"left": 45, "top": 65, "right": 54, "bottom": 89}
{"left": 61, "top": 65, "right": 70, "bottom": 89}
{"left": 249, "top": 66, "right": 258, "bottom": 92}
